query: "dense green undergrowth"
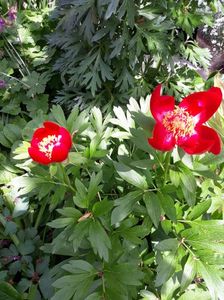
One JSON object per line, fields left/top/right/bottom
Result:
{"left": 1, "top": 1, "right": 224, "bottom": 300}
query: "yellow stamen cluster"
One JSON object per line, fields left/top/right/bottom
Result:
{"left": 38, "top": 134, "right": 62, "bottom": 159}
{"left": 162, "top": 106, "right": 195, "bottom": 140}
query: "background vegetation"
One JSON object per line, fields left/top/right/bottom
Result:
{"left": 1, "top": 0, "right": 224, "bottom": 299}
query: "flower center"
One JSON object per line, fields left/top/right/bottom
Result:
{"left": 38, "top": 135, "right": 62, "bottom": 159}
{"left": 162, "top": 106, "right": 195, "bottom": 140}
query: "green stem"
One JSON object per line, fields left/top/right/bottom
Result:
{"left": 156, "top": 57, "right": 163, "bottom": 72}
{"left": 0, "top": 72, "right": 30, "bottom": 88}
{"left": 34, "top": 199, "right": 48, "bottom": 230}
{"left": 163, "top": 151, "right": 171, "bottom": 186}
{"left": 102, "top": 263, "right": 106, "bottom": 297}
{"left": 182, "top": 240, "right": 198, "bottom": 260}
{"left": 58, "top": 163, "right": 76, "bottom": 193}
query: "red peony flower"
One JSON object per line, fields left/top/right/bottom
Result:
{"left": 28, "top": 121, "right": 72, "bottom": 165}
{"left": 148, "top": 85, "right": 222, "bottom": 155}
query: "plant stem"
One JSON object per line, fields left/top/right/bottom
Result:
{"left": 58, "top": 163, "right": 76, "bottom": 193}
{"left": 102, "top": 263, "right": 106, "bottom": 296}
{"left": 156, "top": 57, "right": 163, "bottom": 72}
{"left": 34, "top": 199, "right": 48, "bottom": 230}
{"left": 163, "top": 151, "right": 171, "bottom": 186}
{"left": 0, "top": 72, "right": 30, "bottom": 88}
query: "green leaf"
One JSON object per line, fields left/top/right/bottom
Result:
{"left": 130, "top": 128, "right": 155, "bottom": 154}
{"left": 13, "top": 141, "right": 30, "bottom": 160}
{"left": 22, "top": 71, "right": 49, "bottom": 97}
{"left": 114, "top": 161, "right": 148, "bottom": 190}
{"left": 85, "top": 293, "right": 102, "bottom": 300}
{"left": 187, "top": 199, "right": 211, "bottom": 220}
{"left": 197, "top": 262, "right": 224, "bottom": 300}
{"left": 158, "top": 192, "right": 177, "bottom": 222}
{"left": 105, "top": 263, "right": 144, "bottom": 287}
{"left": 88, "top": 220, "right": 111, "bottom": 261}
{"left": 111, "top": 106, "right": 132, "bottom": 132}
{"left": 92, "top": 199, "right": 113, "bottom": 217}
{"left": 73, "top": 178, "right": 88, "bottom": 208}
{"left": 0, "top": 132, "right": 11, "bottom": 148}
{"left": 39, "top": 273, "right": 54, "bottom": 299}
{"left": 47, "top": 218, "right": 74, "bottom": 228}
{"left": 180, "top": 168, "right": 196, "bottom": 206}
{"left": 178, "top": 289, "right": 211, "bottom": 300}
{"left": 52, "top": 260, "right": 96, "bottom": 300}
{"left": 66, "top": 107, "right": 79, "bottom": 132}
{"left": 143, "top": 192, "right": 161, "bottom": 228}
{"left": 91, "top": 107, "right": 103, "bottom": 134}
{"left": 49, "top": 164, "right": 58, "bottom": 177}
{"left": 181, "top": 220, "right": 224, "bottom": 241}
{"left": 11, "top": 176, "right": 46, "bottom": 196}
{"left": 111, "top": 190, "right": 142, "bottom": 225}
{"left": 139, "top": 290, "right": 158, "bottom": 300}
{"left": 89, "top": 134, "right": 101, "bottom": 158}
{"left": 138, "top": 8, "right": 158, "bottom": 20}
{"left": 3, "top": 124, "right": 21, "bottom": 144}
{"left": 155, "top": 239, "right": 179, "bottom": 251}
{"left": 161, "top": 275, "right": 180, "bottom": 300}
{"left": 62, "top": 260, "right": 95, "bottom": 274}
{"left": 12, "top": 197, "right": 29, "bottom": 218}
{"left": 18, "top": 240, "right": 35, "bottom": 255}
{"left": 180, "top": 254, "right": 197, "bottom": 291}
{"left": 0, "top": 166, "right": 18, "bottom": 184}
{"left": 155, "top": 252, "right": 176, "bottom": 287}
{"left": 68, "top": 152, "right": 88, "bottom": 165}
{"left": 87, "top": 171, "right": 103, "bottom": 203}
{"left": 50, "top": 287, "right": 74, "bottom": 300}
{"left": 169, "top": 169, "right": 180, "bottom": 187}
{"left": 67, "top": 110, "right": 89, "bottom": 135}
{"left": 120, "top": 220, "right": 151, "bottom": 245}
{"left": 51, "top": 105, "right": 67, "bottom": 127}
{"left": 18, "top": 27, "right": 35, "bottom": 44}
{"left": 180, "top": 168, "right": 196, "bottom": 192}
{"left": 4, "top": 221, "right": 17, "bottom": 235}
{"left": 0, "top": 281, "right": 23, "bottom": 300}
{"left": 25, "top": 94, "right": 49, "bottom": 114}
{"left": 69, "top": 219, "right": 91, "bottom": 252}
{"left": 199, "top": 150, "right": 224, "bottom": 165}
{"left": 105, "top": 0, "right": 120, "bottom": 19}
{"left": 188, "top": 240, "right": 224, "bottom": 254}
{"left": 57, "top": 207, "right": 82, "bottom": 219}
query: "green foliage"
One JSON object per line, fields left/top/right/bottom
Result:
{"left": 2, "top": 91, "right": 224, "bottom": 299}
{"left": 0, "top": 281, "right": 23, "bottom": 300}
{"left": 1, "top": 1, "right": 224, "bottom": 299}
{"left": 49, "top": 0, "right": 214, "bottom": 107}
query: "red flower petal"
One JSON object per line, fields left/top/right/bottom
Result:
{"left": 59, "top": 127, "right": 72, "bottom": 149}
{"left": 179, "top": 125, "right": 221, "bottom": 155}
{"left": 29, "top": 121, "right": 72, "bottom": 164}
{"left": 51, "top": 143, "right": 70, "bottom": 162}
{"left": 32, "top": 123, "right": 59, "bottom": 142}
{"left": 150, "top": 85, "right": 175, "bottom": 122}
{"left": 43, "top": 121, "right": 60, "bottom": 131}
{"left": 148, "top": 123, "right": 176, "bottom": 151}
{"left": 179, "top": 87, "right": 222, "bottom": 124}
{"left": 32, "top": 128, "right": 48, "bottom": 143}
{"left": 28, "top": 147, "right": 51, "bottom": 165}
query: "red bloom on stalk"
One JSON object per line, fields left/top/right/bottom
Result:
{"left": 148, "top": 85, "right": 222, "bottom": 155}
{"left": 28, "top": 121, "right": 72, "bottom": 165}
